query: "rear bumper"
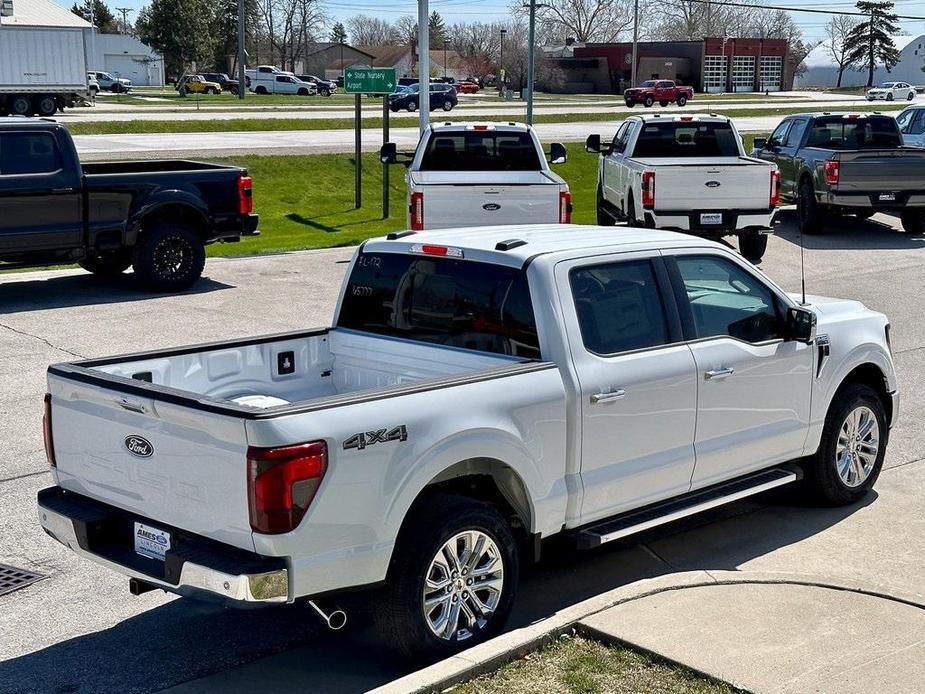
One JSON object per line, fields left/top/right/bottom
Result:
{"left": 37, "top": 486, "right": 289, "bottom": 605}
{"left": 644, "top": 208, "right": 777, "bottom": 235}
{"left": 824, "top": 191, "right": 925, "bottom": 209}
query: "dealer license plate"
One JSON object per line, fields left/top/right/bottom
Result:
{"left": 700, "top": 213, "right": 723, "bottom": 225}
{"left": 878, "top": 193, "right": 897, "bottom": 202}
{"left": 134, "top": 522, "right": 171, "bottom": 561}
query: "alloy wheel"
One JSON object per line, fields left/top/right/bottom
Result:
{"left": 835, "top": 405, "right": 880, "bottom": 487}
{"left": 153, "top": 235, "right": 193, "bottom": 279}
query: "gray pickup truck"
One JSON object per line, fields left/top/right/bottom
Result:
{"left": 753, "top": 113, "right": 925, "bottom": 234}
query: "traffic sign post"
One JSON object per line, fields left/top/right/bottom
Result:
{"left": 344, "top": 68, "right": 398, "bottom": 212}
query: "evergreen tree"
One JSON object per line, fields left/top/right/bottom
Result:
{"left": 844, "top": 0, "right": 900, "bottom": 87}
{"left": 429, "top": 11, "right": 446, "bottom": 48}
{"left": 71, "top": 0, "right": 119, "bottom": 34}
{"left": 330, "top": 22, "right": 348, "bottom": 43}
{"left": 136, "top": 0, "right": 213, "bottom": 78}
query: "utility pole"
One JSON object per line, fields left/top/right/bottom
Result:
{"left": 418, "top": 0, "right": 429, "bottom": 133}
{"left": 526, "top": 0, "right": 536, "bottom": 123}
{"left": 89, "top": 0, "right": 96, "bottom": 70}
{"left": 630, "top": 0, "right": 639, "bottom": 87}
{"left": 499, "top": 28, "right": 506, "bottom": 96}
{"left": 444, "top": 38, "right": 448, "bottom": 80}
{"left": 116, "top": 7, "right": 132, "bottom": 34}
{"left": 237, "top": 0, "right": 245, "bottom": 99}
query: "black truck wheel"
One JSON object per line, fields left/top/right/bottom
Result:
{"left": 596, "top": 185, "right": 616, "bottom": 226}
{"left": 625, "top": 100, "right": 635, "bottom": 108}
{"left": 643, "top": 95, "right": 654, "bottom": 107}
{"left": 738, "top": 233, "right": 768, "bottom": 262}
{"left": 798, "top": 181, "right": 826, "bottom": 235}
{"left": 677, "top": 95, "right": 688, "bottom": 106}
{"left": 132, "top": 222, "right": 206, "bottom": 292}
{"left": 36, "top": 96, "right": 57, "bottom": 117}
{"left": 900, "top": 209, "right": 925, "bottom": 234}
{"left": 11, "top": 95, "right": 32, "bottom": 116}
{"left": 374, "top": 494, "right": 519, "bottom": 661}
{"left": 79, "top": 249, "right": 133, "bottom": 276}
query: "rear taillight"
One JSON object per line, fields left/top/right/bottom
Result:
{"left": 410, "top": 191, "right": 424, "bottom": 231}
{"left": 247, "top": 441, "right": 326, "bottom": 534}
{"left": 641, "top": 171, "right": 655, "bottom": 209}
{"left": 238, "top": 175, "right": 254, "bottom": 214}
{"left": 559, "top": 190, "right": 572, "bottom": 223}
{"left": 43, "top": 393, "right": 56, "bottom": 468}
{"left": 770, "top": 170, "right": 781, "bottom": 207}
{"left": 824, "top": 160, "right": 840, "bottom": 185}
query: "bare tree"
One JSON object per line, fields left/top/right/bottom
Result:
{"left": 347, "top": 15, "right": 398, "bottom": 45}
{"left": 646, "top": 0, "right": 757, "bottom": 41}
{"left": 824, "top": 15, "right": 861, "bottom": 87}
{"left": 449, "top": 21, "right": 499, "bottom": 77}
{"left": 523, "top": 0, "right": 634, "bottom": 43}
{"left": 395, "top": 15, "right": 417, "bottom": 46}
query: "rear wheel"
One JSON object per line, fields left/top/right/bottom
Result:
{"left": 298, "top": 88, "right": 308, "bottom": 96}
{"left": 738, "top": 233, "right": 768, "bottom": 262}
{"left": 908, "top": 91, "right": 915, "bottom": 101}
{"left": 79, "top": 249, "right": 133, "bottom": 276}
{"left": 407, "top": 100, "right": 418, "bottom": 112}
{"left": 596, "top": 185, "right": 616, "bottom": 226}
{"left": 625, "top": 100, "right": 634, "bottom": 108}
{"left": 887, "top": 92, "right": 894, "bottom": 101}
{"left": 132, "top": 222, "right": 206, "bottom": 292}
{"left": 677, "top": 95, "right": 688, "bottom": 106}
{"left": 255, "top": 86, "right": 267, "bottom": 95}
{"left": 321, "top": 88, "right": 331, "bottom": 97}
{"left": 643, "top": 95, "right": 654, "bottom": 107}
{"left": 798, "top": 180, "right": 826, "bottom": 234}
{"left": 11, "top": 95, "right": 32, "bottom": 116}
{"left": 373, "top": 495, "right": 519, "bottom": 661}
{"left": 442, "top": 99, "right": 453, "bottom": 111}
{"left": 900, "top": 209, "right": 925, "bottom": 234}
{"left": 37, "top": 96, "right": 57, "bottom": 117}
{"left": 626, "top": 195, "right": 639, "bottom": 226}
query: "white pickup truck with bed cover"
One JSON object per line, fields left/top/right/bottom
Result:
{"left": 38, "top": 225, "right": 897, "bottom": 660}
{"left": 380, "top": 122, "right": 572, "bottom": 230}
{"left": 587, "top": 114, "right": 780, "bottom": 262}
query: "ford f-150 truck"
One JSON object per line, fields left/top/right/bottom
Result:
{"left": 752, "top": 113, "right": 925, "bottom": 235}
{"left": 0, "top": 119, "right": 258, "bottom": 291}
{"left": 624, "top": 80, "right": 693, "bottom": 108}
{"left": 380, "top": 122, "right": 571, "bottom": 230}
{"left": 587, "top": 114, "right": 780, "bottom": 262}
{"left": 38, "top": 225, "right": 897, "bottom": 660}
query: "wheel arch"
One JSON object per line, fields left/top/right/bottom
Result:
{"left": 834, "top": 362, "right": 893, "bottom": 426}
{"left": 128, "top": 197, "right": 212, "bottom": 245}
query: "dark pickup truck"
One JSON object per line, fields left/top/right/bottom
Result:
{"left": 753, "top": 113, "right": 925, "bottom": 235}
{"left": 0, "top": 118, "right": 258, "bottom": 291}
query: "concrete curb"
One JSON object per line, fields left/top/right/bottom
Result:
{"left": 369, "top": 569, "right": 925, "bottom": 694}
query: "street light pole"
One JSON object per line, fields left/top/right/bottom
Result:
{"left": 499, "top": 28, "right": 506, "bottom": 96}
{"left": 630, "top": 0, "right": 639, "bottom": 87}
{"left": 418, "top": 0, "right": 429, "bottom": 133}
{"left": 237, "top": 0, "right": 245, "bottom": 99}
{"left": 444, "top": 39, "right": 447, "bottom": 80}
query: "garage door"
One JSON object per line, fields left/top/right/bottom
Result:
{"left": 759, "top": 56, "right": 783, "bottom": 92}
{"left": 732, "top": 56, "right": 755, "bottom": 92}
{"left": 105, "top": 55, "right": 150, "bottom": 86}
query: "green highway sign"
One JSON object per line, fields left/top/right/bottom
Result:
{"left": 344, "top": 67, "right": 397, "bottom": 94}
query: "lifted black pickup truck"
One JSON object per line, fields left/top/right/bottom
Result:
{"left": 753, "top": 113, "right": 925, "bottom": 235}
{"left": 0, "top": 118, "right": 258, "bottom": 291}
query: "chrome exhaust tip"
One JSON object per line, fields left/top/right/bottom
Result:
{"left": 308, "top": 600, "right": 347, "bottom": 631}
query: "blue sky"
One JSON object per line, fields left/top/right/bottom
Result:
{"left": 56, "top": 0, "right": 925, "bottom": 44}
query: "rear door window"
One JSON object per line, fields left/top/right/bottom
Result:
{"left": 0, "top": 132, "right": 63, "bottom": 175}
{"left": 419, "top": 131, "right": 542, "bottom": 171}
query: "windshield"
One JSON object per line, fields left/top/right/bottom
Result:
{"left": 338, "top": 253, "right": 540, "bottom": 358}
{"left": 419, "top": 131, "right": 543, "bottom": 171}
{"left": 881, "top": 83, "right": 897, "bottom": 88}
{"left": 806, "top": 116, "right": 901, "bottom": 149}
{"left": 641, "top": 80, "right": 657, "bottom": 87}
{"left": 633, "top": 122, "right": 741, "bottom": 157}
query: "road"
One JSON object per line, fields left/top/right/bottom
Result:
{"left": 1, "top": 212, "right": 924, "bottom": 693}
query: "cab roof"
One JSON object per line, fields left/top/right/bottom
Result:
{"left": 363, "top": 224, "right": 723, "bottom": 269}
{"left": 0, "top": 117, "right": 60, "bottom": 129}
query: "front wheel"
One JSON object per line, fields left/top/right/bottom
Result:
{"left": 798, "top": 181, "right": 826, "bottom": 234}
{"left": 321, "top": 88, "right": 330, "bottom": 97}
{"left": 625, "top": 100, "right": 634, "bottom": 108}
{"left": 373, "top": 495, "right": 519, "bottom": 661}
{"left": 802, "top": 384, "right": 887, "bottom": 505}
{"left": 677, "top": 95, "right": 688, "bottom": 106}
{"left": 908, "top": 91, "right": 915, "bottom": 101}
{"left": 738, "top": 233, "right": 768, "bottom": 262}
{"left": 887, "top": 92, "right": 894, "bottom": 101}
{"left": 132, "top": 222, "right": 206, "bottom": 292}
{"left": 406, "top": 100, "right": 418, "bottom": 112}
{"left": 442, "top": 99, "right": 453, "bottom": 111}
{"left": 643, "top": 95, "right": 654, "bottom": 107}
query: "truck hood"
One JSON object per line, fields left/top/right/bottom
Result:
{"left": 410, "top": 170, "right": 564, "bottom": 185}
{"left": 788, "top": 293, "right": 866, "bottom": 318}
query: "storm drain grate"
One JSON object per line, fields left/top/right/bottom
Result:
{"left": 0, "top": 563, "right": 45, "bottom": 597}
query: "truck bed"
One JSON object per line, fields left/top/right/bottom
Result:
{"left": 82, "top": 161, "right": 236, "bottom": 176}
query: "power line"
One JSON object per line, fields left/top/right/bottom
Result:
{"left": 682, "top": 0, "right": 925, "bottom": 20}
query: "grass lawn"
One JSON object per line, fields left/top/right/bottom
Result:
{"left": 449, "top": 635, "right": 740, "bottom": 694}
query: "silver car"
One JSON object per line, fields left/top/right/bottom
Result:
{"left": 896, "top": 105, "right": 925, "bottom": 147}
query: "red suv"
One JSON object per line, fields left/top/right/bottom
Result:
{"left": 624, "top": 80, "right": 693, "bottom": 108}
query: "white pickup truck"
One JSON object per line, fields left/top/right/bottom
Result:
{"left": 381, "top": 122, "right": 572, "bottom": 230}
{"left": 38, "top": 225, "right": 897, "bottom": 660}
{"left": 587, "top": 114, "right": 780, "bottom": 262}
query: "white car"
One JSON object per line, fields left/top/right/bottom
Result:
{"left": 381, "top": 122, "right": 571, "bottom": 229}
{"left": 587, "top": 114, "right": 779, "bottom": 262}
{"left": 250, "top": 72, "right": 317, "bottom": 96}
{"left": 38, "top": 225, "right": 896, "bottom": 660}
{"left": 90, "top": 71, "right": 131, "bottom": 93}
{"left": 895, "top": 105, "right": 925, "bottom": 146}
{"left": 866, "top": 81, "right": 915, "bottom": 102}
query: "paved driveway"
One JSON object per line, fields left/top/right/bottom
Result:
{"left": 1, "top": 212, "right": 923, "bottom": 693}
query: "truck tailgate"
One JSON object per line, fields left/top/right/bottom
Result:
{"left": 48, "top": 374, "right": 255, "bottom": 551}
{"left": 834, "top": 149, "right": 925, "bottom": 193}
{"left": 635, "top": 158, "right": 772, "bottom": 211}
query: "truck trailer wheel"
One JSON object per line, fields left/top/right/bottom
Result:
{"left": 79, "top": 249, "right": 133, "bottom": 276}
{"left": 374, "top": 495, "right": 519, "bottom": 661}
{"left": 900, "top": 209, "right": 925, "bottom": 234}
{"left": 37, "top": 96, "right": 57, "bottom": 117}
{"left": 798, "top": 181, "right": 826, "bottom": 235}
{"left": 802, "top": 383, "right": 887, "bottom": 506}
{"left": 738, "top": 233, "right": 768, "bottom": 262}
{"left": 11, "top": 96, "right": 32, "bottom": 116}
{"left": 132, "top": 222, "right": 206, "bottom": 292}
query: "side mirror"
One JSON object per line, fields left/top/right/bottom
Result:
{"left": 585, "top": 134, "right": 601, "bottom": 153}
{"left": 786, "top": 306, "right": 817, "bottom": 343}
{"left": 380, "top": 142, "right": 397, "bottom": 165}
{"left": 753, "top": 137, "right": 767, "bottom": 151}
{"left": 549, "top": 142, "right": 567, "bottom": 165}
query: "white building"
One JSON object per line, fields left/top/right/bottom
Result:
{"left": 91, "top": 34, "right": 164, "bottom": 87}
{"left": 797, "top": 34, "right": 925, "bottom": 88}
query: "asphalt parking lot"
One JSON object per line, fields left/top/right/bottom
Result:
{"left": 1, "top": 211, "right": 925, "bottom": 693}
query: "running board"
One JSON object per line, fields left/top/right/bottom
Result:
{"left": 571, "top": 467, "right": 800, "bottom": 550}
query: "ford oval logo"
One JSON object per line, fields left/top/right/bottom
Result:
{"left": 124, "top": 435, "right": 153, "bottom": 458}
{"left": 705, "top": 180, "right": 721, "bottom": 188}
{"left": 482, "top": 203, "right": 502, "bottom": 211}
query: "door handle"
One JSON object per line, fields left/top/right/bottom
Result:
{"left": 590, "top": 388, "right": 626, "bottom": 404}
{"left": 51, "top": 188, "right": 76, "bottom": 195}
{"left": 704, "top": 367, "right": 735, "bottom": 381}
{"left": 115, "top": 396, "right": 148, "bottom": 414}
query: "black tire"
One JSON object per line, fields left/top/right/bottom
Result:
{"left": 374, "top": 494, "right": 519, "bottom": 661}
{"left": 853, "top": 209, "right": 875, "bottom": 220}
{"left": 255, "top": 86, "right": 267, "bottom": 95}
{"left": 11, "top": 95, "right": 32, "bottom": 116}
{"left": 111, "top": 84, "right": 123, "bottom": 93}
{"left": 79, "top": 249, "right": 133, "bottom": 276}
{"left": 407, "top": 100, "right": 418, "bottom": 112}
{"left": 626, "top": 195, "right": 639, "bottom": 226}
{"left": 908, "top": 91, "right": 915, "bottom": 101}
{"left": 643, "top": 95, "right": 654, "bottom": 107}
{"left": 659, "top": 100, "right": 669, "bottom": 107}
{"left": 625, "top": 100, "right": 634, "bottom": 108}
{"left": 900, "top": 209, "right": 925, "bottom": 234}
{"left": 738, "top": 233, "right": 768, "bottom": 262}
{"left": 802, "top": 383, "right": 887, "bottom": 505}
{"left": 677, "top": 95, "right": 687, "bottom": 106}
{"left": 132, "top": 222, "right": 206, "bottom": 292}
{"left": 442, "top": 99, "right": 453, "bottom": 111}
{"left": 321, "top": 88, "right": 330, "bottom": 97}
{"left": 798, "top": 180, "right": 826, "bottom": 235}
{"left": 596, "top": 185, "right": 616, "bottom": 226}
{"left": 178, "top": 87, "right": 188, "bottom": 97}
{"left": 37, "top": 96, "right": 57, "bottom": 117}
{"left": 886, "top": 92, "right": 894, "bottom": 101}
{"left": 298, "top": 88, "right": 308, "bottom": 96}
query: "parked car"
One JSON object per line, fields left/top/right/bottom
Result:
{"left": 865, "top": 81, "right": 915, "bottom": 102}
{"left": 251, "top": 73, "right": 317, "bottom": 96}
{"left": 0, "top": 119, "right": 258, "bottom": 291}
{"left": 624, "top": 80, "right": 692, "bottom": 108}
{"left": 175, "top": 75, "right": 222, "bottom": 96}
{"left": 753, "top": 112, "right": 925, "bottom": 234}
{"left": 456, "top": 80, "right": 481, "bottom": 94}
{"left": 381, "top": 122, "right": 570, "bottom": 229}
{"left": 895, "top": 105, "right": 925, "bottom": 147}
{"left": 388, "top": 83, "right": 458, "bottom": 112}
{"left": 201, "top": 72, "right": 240, "bottom": 92}
{"left": 297, "top": 75, "right": 337, "bottom": 96}
{"left": 90, "top": 71, "right": 132, "bottom": 93}
{"left": 587, "top": 114, "right": 779, "bottom": 261}
{"left": 244, "top": 65, "right": 281, "bottom": 89}
{"left": 38, "top": 225, "right": 896, "bottom": 660}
